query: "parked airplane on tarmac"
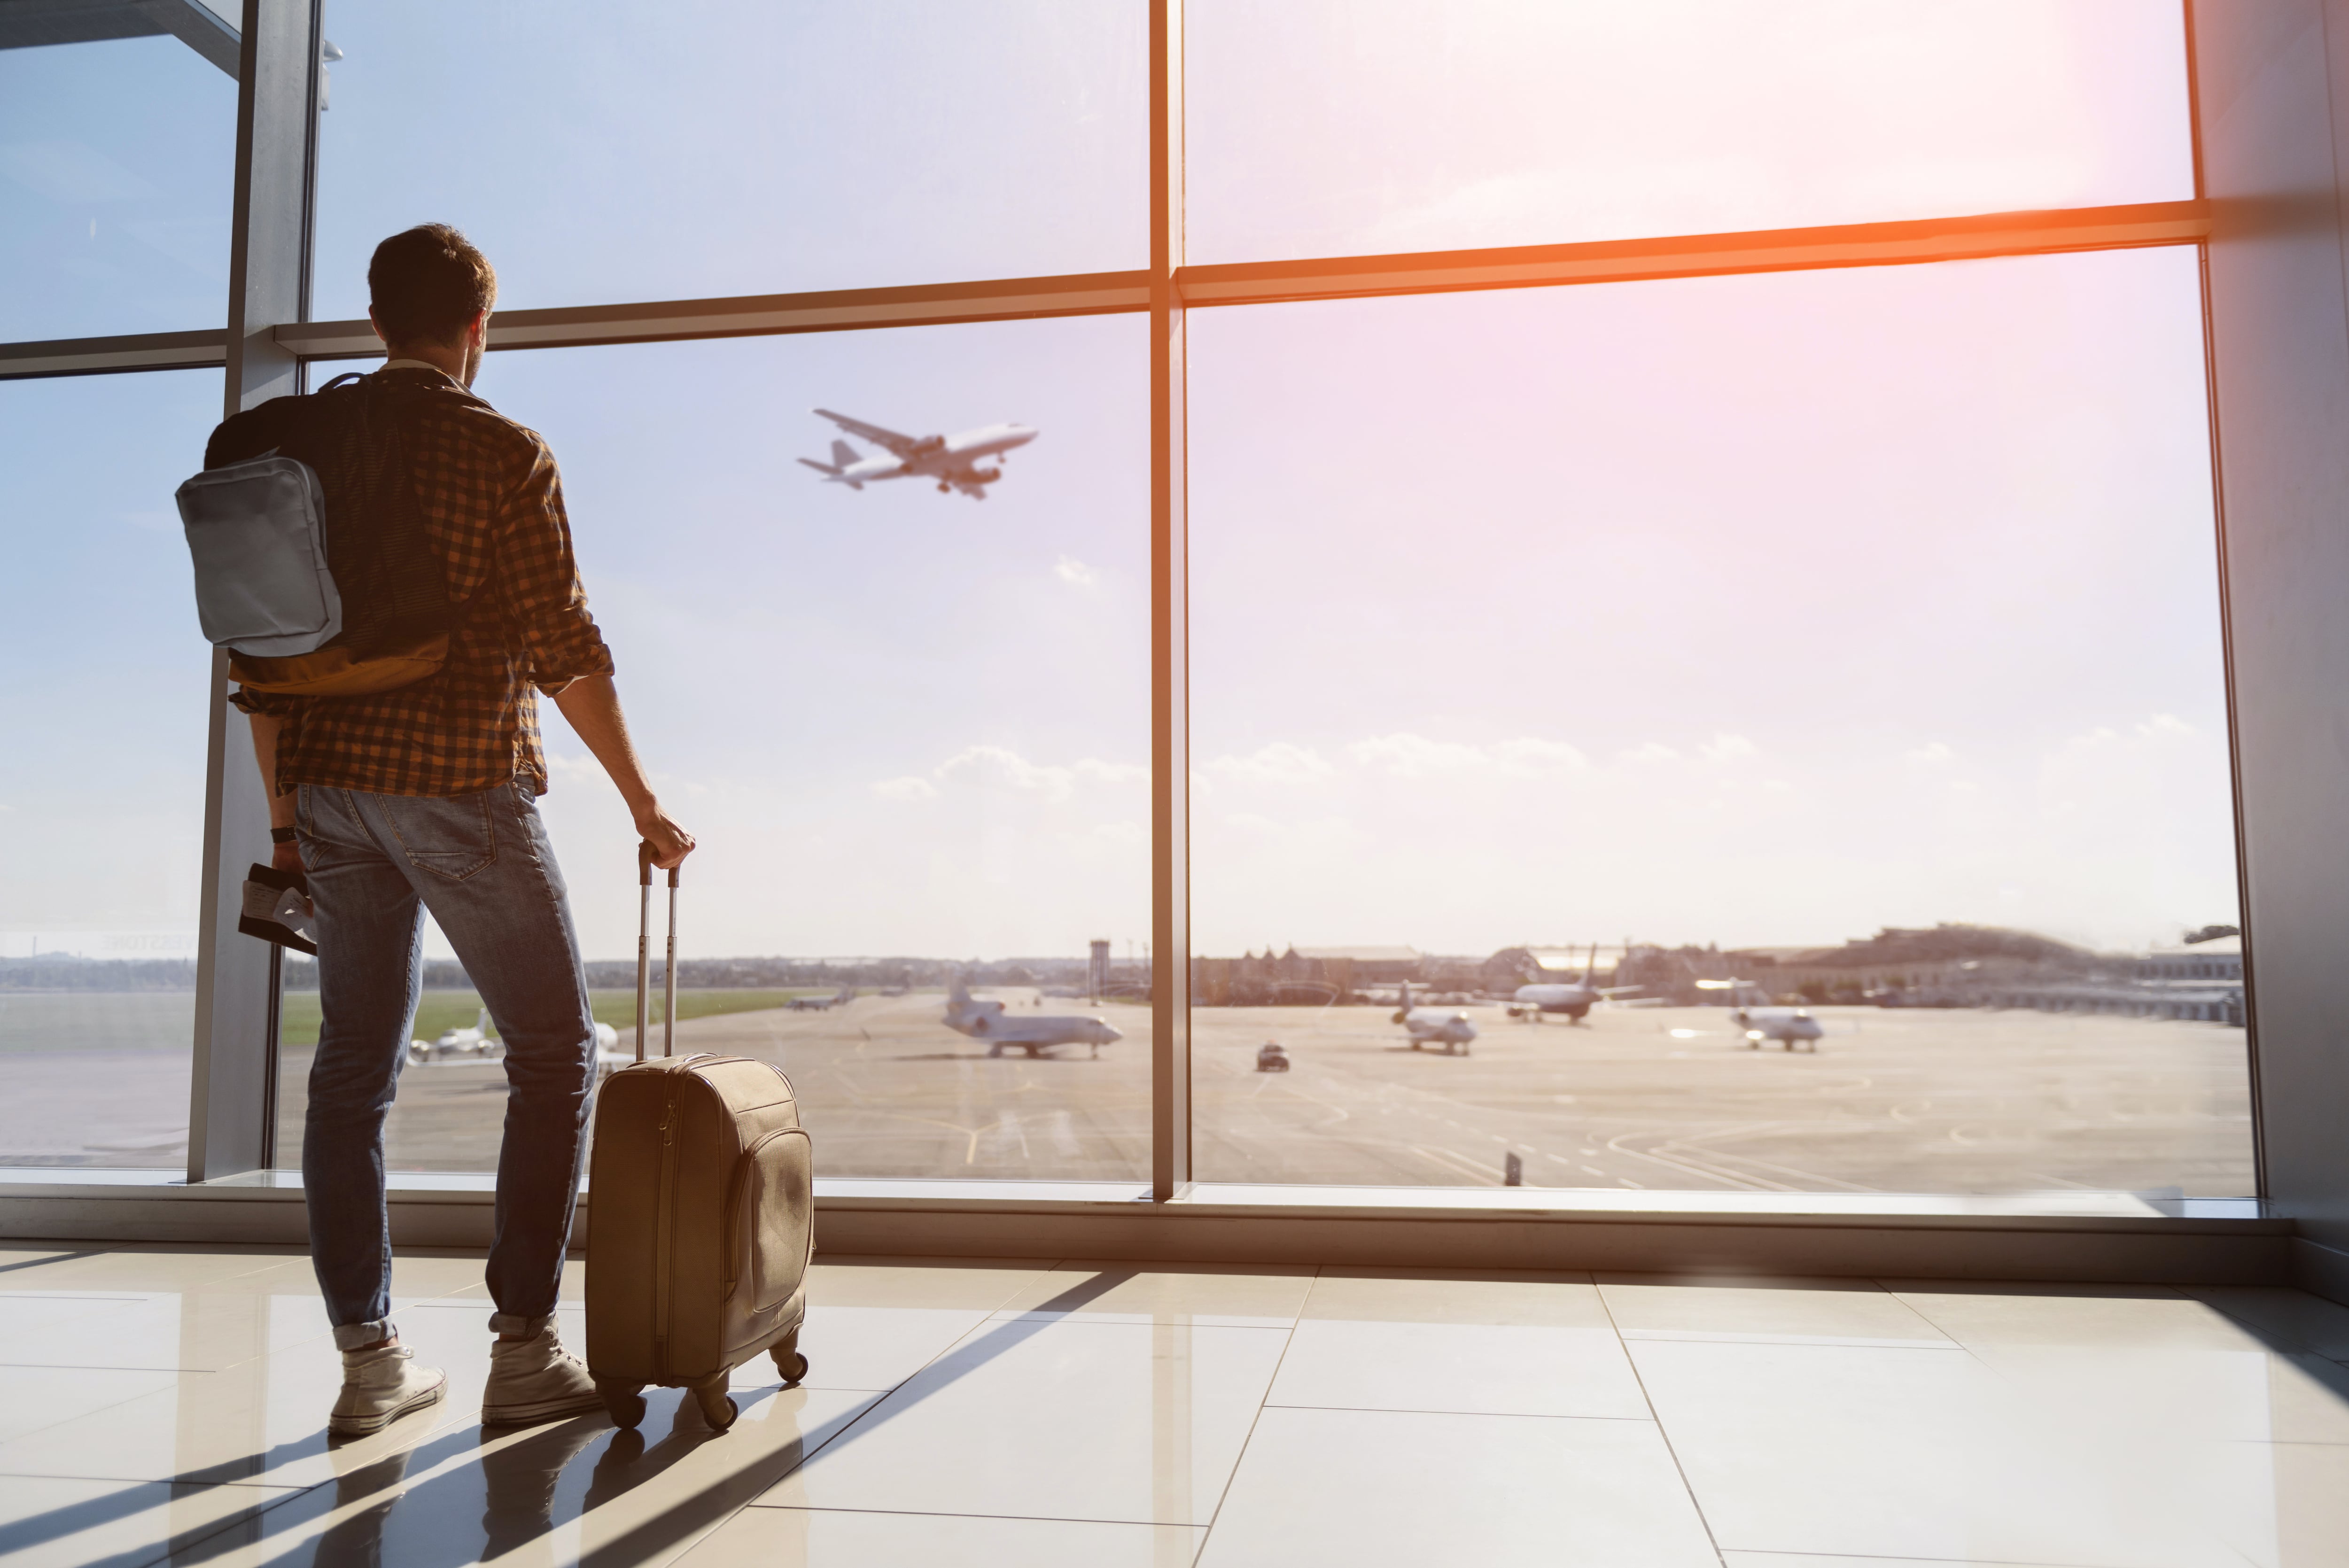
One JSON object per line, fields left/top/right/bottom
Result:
{"left": 787, "top": 985, "right": 856, "bottom": 1012}
{"left": 1507, "top": 944, "right": 1644, "bottom": 1024}
{"left": 797, "top": 408, "right": 1039, "bottom": 499}
{"left": 1396, "top": 982, "right": 1478, "bottom": 1056}
{"left": 945, "top": 979, "right": 1122, "bottom": 1058}
{"left": 1732, "top": 1006, "right": 1824, "bottom": 1051}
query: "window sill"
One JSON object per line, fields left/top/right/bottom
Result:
{"left": 0, "top": 1167, "right": 2290, "bottom": 1287}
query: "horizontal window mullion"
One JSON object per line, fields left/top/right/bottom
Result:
{"left": 0, "top": 330, "right": 228, "bottom": 380}
{"left": 0, "top": 201, "right": 2204, "bottom": 376}
{"left": 1176, "top": 199, "right": 2207, "bottom": 307}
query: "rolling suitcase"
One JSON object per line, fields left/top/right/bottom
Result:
{"left": 585, "top": 844, "right": 813, "bottom": 1432}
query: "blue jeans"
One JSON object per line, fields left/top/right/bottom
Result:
{"left": 296, "top": 781, "right": 596, "bottom": 1348}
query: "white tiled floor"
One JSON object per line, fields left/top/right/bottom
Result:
{"left": 1, "top": 1246, "right": 2346, "bottom": 1567}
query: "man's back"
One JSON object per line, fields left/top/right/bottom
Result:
{"left": 234, "top": 363, "right": 612, "bottom": 800}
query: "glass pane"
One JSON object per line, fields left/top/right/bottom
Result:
{"left": 310, "top": 0, "right": 1147, "bottom": 319}
{"left": 0, "top": 370, "right": 219, "bottom": 1166}
{"left": 1187, "top": 0, "right": 2193, "bottom": 264}
{"left": 1189, "top": 245, "right": 2250, "bottom": 1196}
{"left": 276, "top": 315, "right": 1151, "bottom": 1179}
{"left": 0, "top": 31, "right": 237, "bottom": 340}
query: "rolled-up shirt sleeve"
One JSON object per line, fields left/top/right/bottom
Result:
{"left": 497, "top": 442, "right": 616, "bottom": 694}
{"left": 229, "top": 684, "right": 296, "bottom": 716}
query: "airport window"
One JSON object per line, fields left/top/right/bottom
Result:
{"left": 1187, "top": 244, "right": 2252, "bottom": 1195}
{"left": 308, "top": 0, "right": 1149, "bottom": 318}
{"left": 0, "top": 23, "right": 238, "bottom": 341}
{"left": 3, "top": 0, "right": 2254, "bottom": 1208}
{"left": 1184, "top": 0, "right": 2193, "bottom": 265}
{"left": 0, "top": 370, "right": 221, "bottom": 1168}
{"left": 275, "top": 321, "right": 1153, "bottom": 1179}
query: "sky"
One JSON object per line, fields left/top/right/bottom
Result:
{"left": 0, "top": 1, "right": 2228, "bottom": 965}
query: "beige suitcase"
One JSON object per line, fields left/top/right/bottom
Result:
{"left": 584, "top": 847, "right": 813, "bottom": 1431}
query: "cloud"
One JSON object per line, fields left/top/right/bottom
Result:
{"left": 872, "top": 776, "right": 939, "bottom": 802}
{"left": 1208, "top": 743, "right": 1334, "bottom": 787}
{"left": 1349, "top": 734, "right": 1492, "bottom": 777}
{"left": 1617, "top": 741, "right": 1681, "bottom": 765}
{"left": 1698, "top": 733, "right": 1759, "bottom": 764}
{"left": 1349, "top": 733, "right": 1587, "bottom": 780}
{"left": 1904, "top": 741, "right": 1957, "bottom": 767}
{"left": 1492, "top": 737, "right": 1589, "bottom": 774}
{"left": 931, "top": 745, "right": 1147, "bottom": 803}
{"left": 545, "top": 752, "right": 603, "bottom": 786}
{"left": 1054, "top": 556, "right": 1098, "bottom": 590}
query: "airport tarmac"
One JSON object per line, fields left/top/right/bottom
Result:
{"left": 272, "top": 990, "right": 2254, "bottom": 1196}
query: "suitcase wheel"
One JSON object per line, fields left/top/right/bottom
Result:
{"left": 772, "top": 1346, "right": 810, "bottom": 1386}
{"left": 596, "top": 1379, "right": 646, "bottom": 1431}
{"left": 690, "top": 1377, "right": 739, "bottom": 1432}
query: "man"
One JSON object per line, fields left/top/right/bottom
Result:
{"left": 235, "top": 224, "right": 692, "bottom": 1436}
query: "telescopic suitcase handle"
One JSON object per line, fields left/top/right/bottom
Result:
{"left": 636, "top": 842, "right": 679, "bottom": 1062}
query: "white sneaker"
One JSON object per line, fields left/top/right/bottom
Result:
{"left": 329, "top": 1343, "right": 447, "bottom": 1436}
{"left": 482, "top": 1317, "right": 605, "bottom": 1427}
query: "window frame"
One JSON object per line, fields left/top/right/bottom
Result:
{"left": 0, "top": 0, "right": 2254, "bottom": 1208}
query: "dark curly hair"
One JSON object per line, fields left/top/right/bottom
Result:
{"left": 367, "top": 224, "right": 497, "bottom": 345}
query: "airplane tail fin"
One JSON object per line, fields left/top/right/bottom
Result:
{"left": 1583, "top": 942, "right": 1598, "bottom": 986}
{"left": 831, "top": 439, "right": 857, "bottom": 469}
{"left": 949, "top": 977, "right": 972, "bottom": 1007}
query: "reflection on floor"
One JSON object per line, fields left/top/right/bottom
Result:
{"left": 0, "top": 1245, "right": 2346, "bottom": 1567}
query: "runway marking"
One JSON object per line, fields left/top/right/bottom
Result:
{"left": 1409, "top": 1144, "right": 1505, "bottom": 1184}
{"left": 1605, "top": 1130, "right": 1772, "bottom": 1191}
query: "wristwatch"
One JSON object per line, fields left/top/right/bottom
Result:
{"left": 271, "top": 826, "right": 298, "bottom": 844}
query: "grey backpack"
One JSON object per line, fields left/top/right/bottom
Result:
{"left": 178, "top": 371, "right": 482, "bottom": 697}
{"left": 177, "top": 449, "right": 342, "bottom": 658}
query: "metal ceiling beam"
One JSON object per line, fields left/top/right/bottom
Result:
{"left": 0, "top": 0, "right": 240, "bottom": 77}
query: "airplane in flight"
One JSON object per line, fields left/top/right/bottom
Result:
{"left": 945, "top": 979, "right": 1122, "bottom": 1058}
{"left": 786, "top": 984, "right": 856, "bottom": 1012}
{"left": 1506, "top": 944, "right": 1644, "bottom": 1024}
{"left": 797, "top": 408, "right": 1039, "bottom": 499}
{"left": 1395, "top": 982, "right": 1478, "bottom": 1056}
{"left": 1731, "top": 1006, "right": 1824, "bottom": 1051}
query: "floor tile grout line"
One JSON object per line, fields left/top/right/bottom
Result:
{"left": 712, "top": 1252, "right": 1089, "bottom": 1532}
{"left": 1257, "top": 1401, "right": 1654, "bottom": 1421}
{"left": 2171, "top": 1284, "right": 2340, "bottom": 1358}
{"left": 0, "top": 1374, "right": 207, "bottom": 1456}
{"left": 1592, "top": 1276, "right": 1731, "bottom": 1568}
{"left": 741, "top": 1501, "right": 1208, "bottom": 1530}
{"left": 1182, "top": 1261, "right": 1321, "bottom": 1562}
{"left": 0, "top": 1470, "right": 311, "bottom": 1489}
{"left": 109, "top": 1468, "right": 340, "bottom": 1568}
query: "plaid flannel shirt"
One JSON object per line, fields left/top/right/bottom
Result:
{"left": 232, "top": 365, "right": 614, "bottom": 799}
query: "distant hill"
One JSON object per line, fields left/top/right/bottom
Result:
{"left": 1785, "top": 924, "right": 2093, "bottom": 968}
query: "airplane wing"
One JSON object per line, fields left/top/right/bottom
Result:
{"left": 815, "top": 408, "right": 919, "bottom": 458}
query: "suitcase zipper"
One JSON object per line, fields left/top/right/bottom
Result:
{"left": 653, "top": 1088, "right": 679, "bottom": 1378}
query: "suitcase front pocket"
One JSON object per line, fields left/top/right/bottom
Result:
{"left": 726, "top": 1126, "right": 813, "bottom": 1314}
